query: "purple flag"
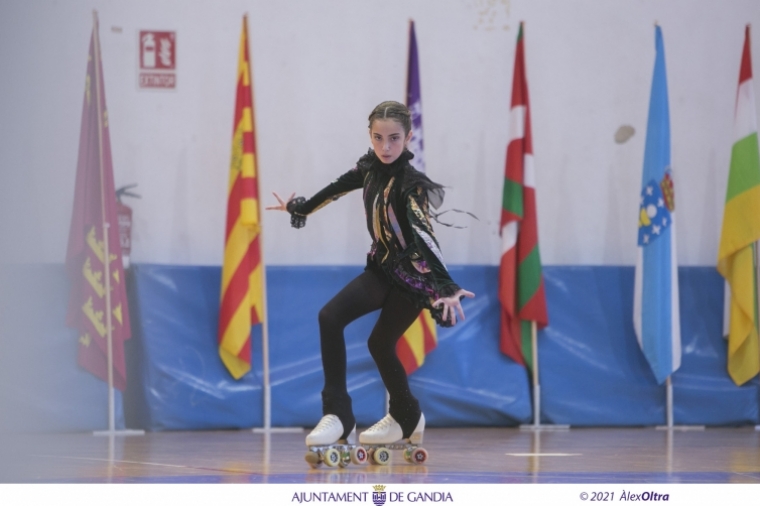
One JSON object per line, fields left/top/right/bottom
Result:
{"left": 406, "top": 20, "right": 425, "bottom": 173}
{"left": 65, "top": 16, "right": 131, "bottom": 390}
{"left": 396, "top": 19, "right": 438, "bottom": 376}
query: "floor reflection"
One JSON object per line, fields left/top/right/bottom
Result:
{"left": 2, "top": 427, "right": 759, "bottom": 484}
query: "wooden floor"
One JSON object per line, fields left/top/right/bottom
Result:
{"left": 1, "top": 427, "right": 759, "bottom": 484}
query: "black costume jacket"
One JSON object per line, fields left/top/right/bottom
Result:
{"left": 287, "top": 149, "right": 461, "bottom": 327}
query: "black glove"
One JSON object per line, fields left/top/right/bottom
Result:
{"left": 286, "top": 196, "right": 307, "bottom": 229}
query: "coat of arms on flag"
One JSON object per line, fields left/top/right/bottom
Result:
{"left": 638, "top": 169, "right": 675, "bottom": 246}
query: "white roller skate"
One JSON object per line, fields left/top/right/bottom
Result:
{"left": 304, "top": 415, "right": 368, "bottom": 469}
{"left": 358, "top": 413, "right": 428, "bottom": 466}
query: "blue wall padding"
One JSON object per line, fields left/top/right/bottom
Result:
{"left": 539, "top": 266, "right": 666, "bottom": 425}
{"left": 540, "top": 266, "right": 758, "bottom": 426}
{"left": 0, "top": 265, "right": 125, "bottom": 433}
{"left": 265, "top": 266, "right": 388, "bottom": 429}
{"left": 266, "top": 266, "right": 532, "bottom": 428}
{"left": 672, "top": 268, "right": 758, "bottom": 425}
{"left": 127, "top": 265, "right": 262, "bottom": 430}
{"left": 128, "top": 265, "right": 531, "bottom": 430}
{"left": 128, "top": 264, "right": 758, "bottom": 431}
{"left": 408, "top": 266, "right": 532, "bottom": 426}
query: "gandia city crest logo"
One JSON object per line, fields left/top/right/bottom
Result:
{"left": 372, "top": 484, "right": 387, "bottom": 506}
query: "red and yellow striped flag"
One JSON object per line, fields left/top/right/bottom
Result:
{"left": 218, "top": 16, "right": 264, "bottom": 379}
{"left": 396, "top": 19, "right": 437, "bottom": 375}
{"left": 397, "top": 310, "right": 438, "bottom": 374}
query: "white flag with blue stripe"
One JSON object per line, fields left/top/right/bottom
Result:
{"left": 633, "top": 26, "right": 681, "bottom": 384}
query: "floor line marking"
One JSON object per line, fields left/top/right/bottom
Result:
{"left": 34, "top": 455, "right": 256, "bottom": 475}
{"left": 506, "top": 453, "right": 582, "bottom": 457}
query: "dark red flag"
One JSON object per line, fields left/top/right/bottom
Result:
{"left": 65, "top": 17, "right": 131, "bottom": 390}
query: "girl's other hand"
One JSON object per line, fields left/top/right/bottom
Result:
{"left": 266, "top": 192, "right": 295, "bottom": 211}
{"left": 432, "top": 289, "right": 475, "bottom": 326}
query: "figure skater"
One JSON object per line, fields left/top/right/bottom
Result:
{"left": 267, "top": 101, "right": 474, "bottom": 449}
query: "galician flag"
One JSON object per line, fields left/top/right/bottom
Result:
{"left": 499, "top": 22, "right": 548, "bottom": 370}
{"left": 65, "top": 14, "right": 131, "bottom": 390}
{"left": 397, "top": 19, "right": 437, "bottom": 374}
{"left": 633, "top": 26, "right": 681, "bottom": 385}
{"left": 717, "top": 25, "right": 760, "bottom": 386}
{"left": 218, "top": 16, "right": 266, "bottom": 379}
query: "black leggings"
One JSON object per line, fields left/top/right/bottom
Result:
{"left": 318, "top": 268, "right": 422, "bottom": 439}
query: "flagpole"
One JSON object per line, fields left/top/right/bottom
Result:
{"left": 520, "top": 321, "right": 568, "bottom": 431}
{"left": 665, "top": 376, "right": 673, "bottom": 429}
{"left": 654, "top": 377, "right": 704, "bottom": 433}
{"left": 755, "top": 240, "right": 760, "bottom": 431}
{"left": 531, "top": 321, "right": 539, "bottom": 426}
{"left": 91, "top": 9, "right": 115, "bottom": 435}
{"left": 256, "top": 228, "right": 272, "bottom": 432}
{"left": 90, "top": 10, "right": 143, "bottom": 438}
{"left": 244, "top": 14, "right": 300, "bottom": 434}
{"left": 249, "top": 147, "right": 301, "bottom": 438}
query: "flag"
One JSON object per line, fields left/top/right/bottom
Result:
{"left": 499, "top": 22, "right": 548, "bottom": 370}
{"left": 633, "top": 26, "right": 681, "bottom": 385}
{"left": 65, "top": 15, "right": 131, "bottom": 390}
{"left": 218, "top": 16, "right": 265, "bottom": 379}
{"left": 717, "top": 25, "right": 760, "bottom": 386}
{"left": 406, "top": 20, "right": 425, "bottom": 174}
{"left": 396, "top": 19, "right": 438, "bottom": 374}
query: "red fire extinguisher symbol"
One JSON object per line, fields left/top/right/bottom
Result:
{"left": 116, "top": 184, "right": 140, "bottom": 269}
{"left": 139, "top": 31, "right": 175, "bottom": 70}
{"left": 138, "top": 31, "right": 177, "bottom": 89}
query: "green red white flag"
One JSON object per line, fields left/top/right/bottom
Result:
{"left": 499, "top": 23, "right": 548, "bottom": 370}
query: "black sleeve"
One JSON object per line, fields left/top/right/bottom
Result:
{"left": 406, "top": 187, "right": 461, "bottom": 297}
{"left": 286, "top": 167, "right": 365, "bottom": 228}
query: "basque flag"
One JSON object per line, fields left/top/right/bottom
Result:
{"left": 499, "top": 22, "right": 548, "bottom": 370}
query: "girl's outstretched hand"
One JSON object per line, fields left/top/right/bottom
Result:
{"left": 266, "top": 192, "right": 295, "bottom": 211}
{"left": 432, "top": 289, "right": 475, "bottom": 326}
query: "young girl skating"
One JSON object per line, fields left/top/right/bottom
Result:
{"left": 268, "top": 101, "right": 473, "bottom": 453}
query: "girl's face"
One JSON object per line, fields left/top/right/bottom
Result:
{"left": 370, "top": 118, "right": 413, "bottom": 165}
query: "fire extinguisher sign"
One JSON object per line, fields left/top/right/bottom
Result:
{"left": 138, "top": 30, "right": 176, "bottom": 89}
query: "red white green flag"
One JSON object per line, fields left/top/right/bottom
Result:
{"left": 499, "top": 23, "right": 548, "bottom": 370}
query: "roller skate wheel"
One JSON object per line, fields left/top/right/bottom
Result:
{"left": 373, "top": 447, "right": 391, "bottom": 466}
{"left": 350, "top": 446, "right": 368, "bottom": 465}
{"left": 305, "top": 451, "right": 322, "bottom": 468}
{"left": 323, "top": 448, "right": 341, "bottom": 467}
{"left": 403, "top": 448, "right": 413, "bottom": 463}
{"left": 411, "top": 447, "right": 428, "bottom": 464}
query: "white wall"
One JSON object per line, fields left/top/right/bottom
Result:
{"left": 1, "top": 0, "right": 759, "bottom": 267}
